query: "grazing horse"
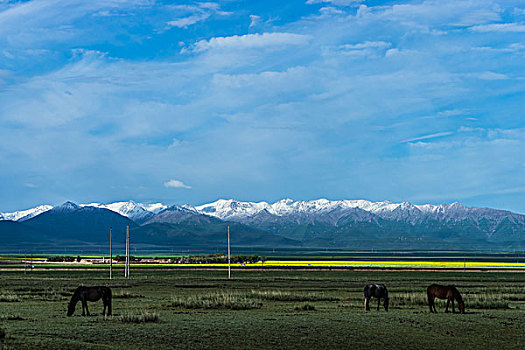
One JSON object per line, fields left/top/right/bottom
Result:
{"left": 364, "top": 284, "right": 389, "bottom": 311}
{"left": 67, "top": 286, "right": 112, "bottom": 316}
{"left": 427, "top": 284, "right": 464, "bottom": 314}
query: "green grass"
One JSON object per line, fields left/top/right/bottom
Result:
{"left": 294, "top": 303, "right": 316, "bottom": 311}
{"left": 113, "top": 291, "right": 145, "bottom": 299}
{"left": 0, "top": 269, "right": 524, "bottom": 349}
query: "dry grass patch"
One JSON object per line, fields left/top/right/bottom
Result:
{"left": 465, "top": 294, "right": 509, "bottom": 309}
{"left": 249, "top": 290, "right": 338, "bottom": 302}
{"left": 390, "top": 292, "right": 428, "bottom": 308}
{"left": 116, "top": 311, "right": 159, "bottom": 323}
{"left": 0, "top": 293, "right": 20, "bottom": 302}
{"left": 170, "top": 291, "right": 262, "bottom": 310}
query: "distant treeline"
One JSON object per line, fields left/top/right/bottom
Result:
{"left": 45, "top": 254, "right": 262, "bottom": 264}
{"left": 47, "top": 256, "right": 81, "bottom": 262}
{"left": 173, "top": 254, "right": 261, "bottom": 264}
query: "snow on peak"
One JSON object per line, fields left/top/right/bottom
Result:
{"left": 80, "top": 201, "right": 168, "bottom": 222}
{"left": 195, "top": 199, "right": 271, "bottom": 220}
{"left": 2, "top": 199, "right": 521, "bottom": 229}
{"left": 0, "top": 205, "right": 53, "bottom": 221}
{"left": 190, "top": 198, "right": 521, "bottom": 227}
{"left": 53, "top": 201, "right": 80, "bottom": 212}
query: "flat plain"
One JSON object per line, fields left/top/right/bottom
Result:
{"left": 1, "top": 269, "right": 524, "bottom": 349}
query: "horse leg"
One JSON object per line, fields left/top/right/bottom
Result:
{"left": 365, "top": 297, "right": 370, "bottom": 311}
{"left": 452, "top": 298, "right": 455, "bottom": 313}
{"left": 445, "top": 299, "right": 450, "bottom": 313}
{"left": 84, "top": 301, "right": 90, "bottom": 316}
{"left": 377, "top": 298, "right": 380, "bottom": 311}
{"left": 103, "top": 302, "right": 106, "bottom": 316}
{"left": 428, "top": 295, "right": 434, "bottom": 313}
{"left": 81, "top": 300, "right": 86, "bottom": 316}
{"left": 108, "top": 299, "right": 112, "bottom": 316}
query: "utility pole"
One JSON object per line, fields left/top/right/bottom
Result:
{"left": 109, "top": 227, "right": 113, "bottom": 280}
{"left": 227, "top": 225, "right": 231, "bottom": 279}
{"left": 124, "top": 226, "right": 129, "bottom": 278}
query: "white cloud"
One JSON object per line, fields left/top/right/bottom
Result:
{"left": 402, "top": 132, "right": 453, "bottom": 143}
{"left": 339, "top": 41, "right": 391, "bottom": 50}
{"left": 319, "top": 7, "right": 345, "bottom": 15}
{"left": 164, "top": 179, "right": 191, "bottom": 189}
{"left": 249, "top": 14, "right": 260, "bottom": 28}
{"left": 306, "top": 0, "right": 363, "bottom": 5}
{"left": 437, "top": 109, "right": 468, "bottom": 117}
{"left": 471, "top": 71, "right": 510, "bottom": 80}
{"left": 183, "top": 32, "right": 311, "bottom": 53}
{"left": 167, "top": 13, "right": 210, "bottom": 28}
{"left": 165, "top": 2, "right": 231, "bottom": 29}
{"left": 470, "top": 23, "right": 525, "bottom": 32}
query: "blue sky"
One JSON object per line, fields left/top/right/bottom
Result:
{"left": 0, "top": 0, "right": 524, "bottom": 213}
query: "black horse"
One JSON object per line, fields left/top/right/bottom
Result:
{"left": 67, "top": 286, "right": 112, "bottom": 316}
{"left": 364, "top": 284, "right": 389, "bottom": 311}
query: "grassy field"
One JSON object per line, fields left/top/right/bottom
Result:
{"left": 0, "top": 269, "right": 524, "bottom": 349}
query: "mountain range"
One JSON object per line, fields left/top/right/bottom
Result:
{"left": 1, "top": 199, "right": 524, "bottom": 251}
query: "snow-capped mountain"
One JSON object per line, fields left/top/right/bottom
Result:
{"left": 0, "top": 205, "right": 53, "bottom": 222}
{"left": 144, "top": 205, "right": 217, "bottom": 225}
{"left": 81, "top": 201, "right": 167, "bottom": 224}
{"left": 1, "top": 201, "right": 167, "bottom": 225}
{"left": 192, "top": 198, "right": 525, "bottom": 235}
{"left": 196, "top": 199, "right": 272, "bottom": 221}
{"left": 1, "top": 198, "right": 523, "bottom": 249}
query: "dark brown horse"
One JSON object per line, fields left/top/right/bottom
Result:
{"left": 427, "top": 284, "right": 464, "bottom": 314}
{"left": 364, "top": 284, "right": 389, "bottom": 311}
{"left": 67, "top": 286, "right": 112, "bottom": 316}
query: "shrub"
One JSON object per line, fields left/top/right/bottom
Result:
{"left": 115, "top": 255, "right": 140, "bottom": 262}
{"left": 170, "top": 292, "right": 262, "bottom": 310}
{"left": 174, "top": 254, "right": 261, "bottom": 264}
{"left": 117, "top": 311, "right": 159, "bottom": 323}
{"left": 47, "top": 256, "right": 76, "bottom": 262}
